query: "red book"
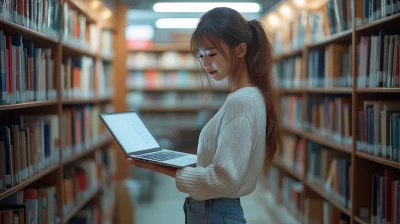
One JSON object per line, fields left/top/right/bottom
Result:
{"left": 23, "top": 189, "right": 37, "bottom": 200}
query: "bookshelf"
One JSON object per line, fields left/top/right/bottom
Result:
{"left": 263, "top": 0, "right": 400, "bottom": 223}
{"left": 0, "top": 0, "right": 120, "bottom": 223}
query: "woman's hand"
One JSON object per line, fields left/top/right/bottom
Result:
{"left": 126, "top": 158, "right": 178, "bottom": 178}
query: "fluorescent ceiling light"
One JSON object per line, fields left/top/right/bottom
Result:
{"left": 153, "top": 2, "right": 261, "bottom": 13}
{"left": 155, "top": 18, "right": 200, "bottom": 29}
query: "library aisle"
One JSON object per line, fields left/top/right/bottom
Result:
{"left": 135, "top": 172, "right": 281, "bottom": 224}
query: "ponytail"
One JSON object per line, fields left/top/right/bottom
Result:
{"left": 246, "top": 20, "right": 282, "bottom": 164}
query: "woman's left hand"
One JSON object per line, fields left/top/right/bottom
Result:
{"left": 126, "top": 158, "right": 178, "bottom": 178}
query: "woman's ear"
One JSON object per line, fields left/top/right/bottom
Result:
{"left": 235, "top": 43, "right": 247, "bottom": 58}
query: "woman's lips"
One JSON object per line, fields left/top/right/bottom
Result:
{"left": 208, "top": 71, "right": 217, "bottom": 75}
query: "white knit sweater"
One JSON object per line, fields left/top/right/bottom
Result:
{"left": 175, "top": 87, "right": 267, "bottom": 201}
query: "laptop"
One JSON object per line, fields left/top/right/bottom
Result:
{"left": 99, "top": 111, "right": 197, "bottom": 168}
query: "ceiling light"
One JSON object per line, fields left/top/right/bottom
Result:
{"left": 103, "top": 10, "right": 111, "bottom": 19}
{"left": 153, "top": 2, "right": 261, "bottom": 13}
{"left": 280, "top": 6, "right": 291, "bottom": 17}
{"left": 294, "top": 0, "right": 305, "bottom": 6}
{"left": 155, "top": 18, "right": 200, "bottom": 29}
{"left": 268, "top": 15, "right": 279, "bottom": 26}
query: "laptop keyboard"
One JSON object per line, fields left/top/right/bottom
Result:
{"left": 135, "top": 151, "right": 186, "bottom": 162}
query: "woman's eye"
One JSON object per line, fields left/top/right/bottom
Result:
{"left": 209, "top": 53, "right": 216, "bottom": 57}
{"left": 198, "top": 55, "right": 203, "bottom": 58}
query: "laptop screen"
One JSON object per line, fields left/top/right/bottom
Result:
{"left": 100, "top": 112, "right": 161, "bottom": 153}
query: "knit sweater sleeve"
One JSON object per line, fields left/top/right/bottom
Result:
{"left": 174, "top": 116, "right": 253, "bottom": 201}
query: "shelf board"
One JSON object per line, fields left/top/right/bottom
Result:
{"left": 356, "top": 151, "right": 400, "bottom": 169}
{"left": 0, "top": 100, "right": 58, "bottom": 111}
{"left": 0, "top": 165, "right": 59, "bottom": 200}
{"left": 306, "top": 88, "right": 353, "bottom": 94}
{"left": 271, "top": 160, "right": 304, "bottom": 181}
{"left": 307, "top": 29, "right": 352, "bottom": 49}
{"left": 354, "top": 216, "right": 369, "bottom": 224}
{"left": 129, "top": 43, "right": 191, "bottom": 52}
{"left": 62, "top": 42, "right": 97, "bottom": 57}
{"left": 0, "top": 19, "right": 59, "bottom": 44}
{"left": 278, "top": 88, "right": 306, "bottom": 94}
{"left": 128, "top": 87, "right": 229, "bottom": 92}
{"left": 304, "top": 179, "right": 352, "bottom": 217}
{"left": 63, "top": 137, "right": 112, "bottom": 166}
{"left": 63, "top": 187, "right": 100, "bottom": 223}
{"left": 284, "top": 126, "right": 352, "bottom": 154}
{"left": 127, "top": 67, "right": 201, "bottom": 72}
{"left": 139, "top": 106, "right": 220, "bottom": 113}
{"left": 62, "top": 97, "right": 112, "bottom": 105}
{"left": 356, "top": 13, "right": 400, "bottom": 32}
{"left": 357, "top": 88, "right": 400, "bottom": 93}
{"left": 273, "top": 48, "right": 303, "bottom": 61}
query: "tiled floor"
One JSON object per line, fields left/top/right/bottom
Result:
{"left": 134, "top": 172, "right": 281, "bottom": 224}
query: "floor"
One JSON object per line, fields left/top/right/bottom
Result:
{"left": 134, "top": 172, "right": 286, "bottom": 224}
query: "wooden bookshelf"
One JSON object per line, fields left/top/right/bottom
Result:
{"left": 0, "top": 0, "right": 119, "bottom": 223}
{"left": 271, "top": 160, "right": 304, "bottom": 181}
{"left": 265, "top": 1, "right": 400, "bottom": 223}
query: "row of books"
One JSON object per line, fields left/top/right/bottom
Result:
{"left": 0, "top": 32, "right": 57, "bottom": 105}
{"left": 101, "top": 30, "right": 114, "bottom": 59}
{"left": 62, "top": 2, "right": 100, "bottom": 54}
{"left": 368, "top": 169, "right": 400, "bottom": 224}
{"left": 61, "top": 104, "right": 113, "bottom": 160}
{"left": 282, "top": 176, "right": 303, "bottom": 221}
{"left": 304, "top": 96, "right": 352, "bottom": 147}
{"left": 282, "top": 96, "right": 302, "bottom": 129}
{"left": 280, "top": 135, "right": 306, "bottom": 175}
{"left": 307, "top": 44, "right": 352, "bottom": 88}
{"left": 273, "top": 0, "right": 351, "bottom": 54}
{"left": 0, "top": 115, "right": 60, "bottom": 192}
{"left": 96, "top": 61, "right": 114, "bottom": 98}
{"left": 357, "top": 34, "right": 400, "bottom": 88}
{"left": 127, "top": 52, "right": 198, "bottom": 69}
{"left": 274, "top": 56, "right": 303, "bottom": 88}
{"left": 0, "top": 186, "right": 60, "bottom": 224}
{"left": 126, "top": 71, "right": 228, "bottom": 90}
{"left": 61, "top": 57, "right": 95, "bottom": 100}
{"left": 360, "top": 0, "right": 400, "bottom": 24}
{"left": 357, "top": 101, "right": 400, "bottom": 162}
{"left": 307, "top": 141, "right": 352, "bottom": 209}
{"left": 63, "top": 159, "right": 98, "bottom": 215}
{"left": 126, "top": 92, "right": 227, "bottom": 109}
{"left": 304, "top": 198, "right": 350, "bottom": 224}
{"left": 0, "top": 0, "right": 61, "bottom": 37}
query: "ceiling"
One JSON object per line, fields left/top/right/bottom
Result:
{"left": 122, "top": 0, "right": 281, "bottom": 15}
{"left": 122, "top": 0, "right": 281, "bottom": 43}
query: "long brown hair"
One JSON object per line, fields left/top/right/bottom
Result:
{"left": 190, "top": 7, "right": 282, "bottom": 164}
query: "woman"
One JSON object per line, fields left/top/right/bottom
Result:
{"left": 127, "top": 7, "right": 282, "bottom": 224}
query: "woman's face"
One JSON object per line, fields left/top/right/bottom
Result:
{"left": 196, "top": 37, "right": 231, "bottom": 81}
